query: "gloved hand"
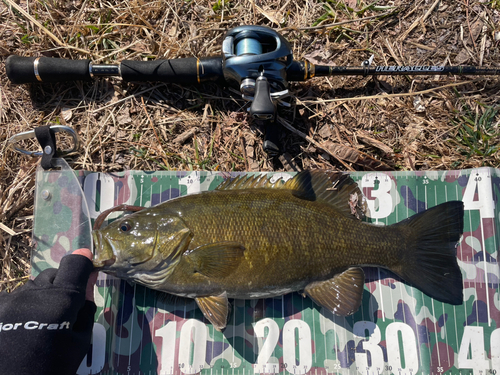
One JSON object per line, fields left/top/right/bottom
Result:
{"left": 0, "top": 249, "right": 97, "bottom": 375}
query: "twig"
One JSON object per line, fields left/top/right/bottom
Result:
{"left": 0, "top": 276, "right": 29, "bottom": 285}
{"left": 480, "top": 24, "right": 488, "bottom": 67}
{"left": 282, "top": 11, "right": 394, "bottom": 31}
{"left": 91, "top": 85, "right": 165, "bottom": 114}
{"left": 248, "top": 0, "right": 281, "bottom": 25}
{"left": 4, "top": 0, "right": 92, "bottom": 55}
{"left": 398, "top": 0, "right": 440, "bottom": 41}
{"left": 464, "top": 0, "right": 478, "bottom": 52}
{"left": 240, "top": 136, "right": 249, "bottom": 171}
{"left": 173, "top": 128, "right": 199, "bottom": 145}
{"left": 0, "top": 222, "right": 16, "bottom": 236}
{"left": 301, "top": 80, "right": 474, "bottom": 104}
{"left": 141, "top": 97, "right": 170, "bottom": 169}
{"left": 277, "top": 117, "right": 354, "bottom": 171}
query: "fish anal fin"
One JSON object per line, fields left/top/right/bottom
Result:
{"left": 185, "top": 242, "right": 245, "bottom": 278}
{"left": 195, "top": 292, "right": 230, "bottom": 331}
{"left": 305, "top": 267, "right": 365, "bottom": 316}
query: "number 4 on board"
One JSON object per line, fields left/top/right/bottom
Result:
{"left": 462, "top": 170, "right": 494, "bottom": 219}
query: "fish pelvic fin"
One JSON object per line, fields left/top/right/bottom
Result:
{"left": 393, "top": 201, "right": 464, "bottom": 305}
{"left": 216, "top": 170, "right": 367, "bottom": 220}
{"left": 304, "top": 267, "right": 365, "bottom": 316}
{"left": 185, "top": 241, "right": 245, "bottom": 278}
{"left": 195, "top": 292, "right": 230, "bottom": 331}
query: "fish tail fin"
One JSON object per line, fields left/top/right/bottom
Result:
{"left": 394, "top": 201, "right": 464, "bottom": 305}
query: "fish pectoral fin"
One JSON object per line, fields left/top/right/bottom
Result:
{"left": 304, "top": 267, "right": 365, "bottom": 316}
{"left": 186, "top": 242, "right": 245, "bottom": 278}
{"left": 195, "top": 292, "right": 230, "bottom": 331}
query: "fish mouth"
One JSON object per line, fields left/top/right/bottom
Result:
{"left": 92, "top": 231, "right": 116, "bottom": 269}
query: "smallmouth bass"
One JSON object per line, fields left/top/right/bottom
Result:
{"left": 93, "top": 170, "right": 464, "bottom": 330}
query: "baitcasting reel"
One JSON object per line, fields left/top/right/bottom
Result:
{"left": 222, "top": 26, "right": 294, "bottom": 154}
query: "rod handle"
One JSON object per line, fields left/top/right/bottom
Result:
{"left": 120, "top": 57, "right": 223, "bottom": 83}
{"left": 6, "top": 56, "right": 92, "bottom": 84}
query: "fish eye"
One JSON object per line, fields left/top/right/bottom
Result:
{"left": 119, "top": 221, "right": 132, "bottom": 233}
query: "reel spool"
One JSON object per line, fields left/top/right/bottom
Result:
{"left": 235, "top": 31, "right": 263, "bottom": 57}
{"left": 222, "top": 25, "right": 293, "bottom": 96}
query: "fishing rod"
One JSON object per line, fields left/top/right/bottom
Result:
{"left": 6, "top": 25, "right": 500, "bottom": 155}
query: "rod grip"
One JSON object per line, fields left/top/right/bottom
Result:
{"left": 6, "top": 55, "right": 92, "bottom": 84}
{"left": 120, "top": 57, "right": 223, "bottom": 83}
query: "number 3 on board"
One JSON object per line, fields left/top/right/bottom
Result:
{"left": 360, "top": 173, "right": 395, "bottom": 220}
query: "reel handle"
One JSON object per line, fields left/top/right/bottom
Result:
{"left": 249, "top": 75, "right": 281, "bottom": 156}
{"left": 263, "top": 124, "right": 280, "bottom": 156}
{"left": 249, "top": 76, "right": 275, "bottom": 120}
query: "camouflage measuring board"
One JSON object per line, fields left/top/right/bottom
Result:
{"left": 32, "top": 167, "right": 500, "bottom": 375}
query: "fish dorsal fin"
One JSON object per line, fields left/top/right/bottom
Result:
{"left": 216, "top": 174, "right": 285, "bottom": 191}
{"left": 304, "top": 267, "right": 365, "bottom": 316}
{"left": 216, "top": 170, "right": 366, "bottom": 220}
{"left": 195, "top": 292, "right": 230, "bottom": 331}
{"left": 185, "top": 241, "right": 245, "bottom": 278}
{"left": 284, "top": 170, "right": 367, "bottom": 220}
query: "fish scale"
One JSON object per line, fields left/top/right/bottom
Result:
{"left": 162, "top": 189, "right": 403, "bottom": 290}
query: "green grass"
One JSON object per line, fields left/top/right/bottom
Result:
{"left": 313, "top": 0, "right": 394, "bottom": 26}
{"left": 488, "top": 0, "right": 500, "bottom": 9}
{"left": 453, "top": 104, "right": 499, "bottom": 159}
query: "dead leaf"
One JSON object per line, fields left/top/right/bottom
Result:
{"left": 129, "top": 42, "right": 152, "bottom": 54}
{"left": 357, "top": 130, "right": 393, "bottom": 154}
{"left": 249, "top": 161, "right": 260, "bottom": 171}
{"left": 117, "top": 107, "right": 132, "bottom": 125}
{"left": 343, "top": 0, "right": 357, "bottom": 8}
{"left": 404, "top": 151, "right": 416, "bottom": 171}
{"left": 304, "top": 47, "right": 333, "bottom": 66}
{"left": 413, "top": 96, "right": 426, "bottom": 113}
{"left": 318, "top": 124, "right": 333, "bottom": 139}
{"left": 349, "top": 192, "right": 360, "bottom": 219}
{"left": 246, "top": 145, "right": 254, "bottom": 158}
{"left": 278, "top": 153, "right": 301, "bottom": 172}
{"left": 323, "top": 141, "right": 391, "bottom": 170}
{"left": 61, "top": 107, "right": 73, "bottom": 121}
{"left": 455, "top": 49, "right": 471, "bottom": 64}
{"left": 323, "top": 141, "right": 359, "bottom": 163}
{"left": 249, "top": 0, "right": 281, "bottom": 25}
{"left": 468, "top": 14, "right": 485, "bottom": 43}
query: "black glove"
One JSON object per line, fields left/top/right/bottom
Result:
{"left": 0, "top": 253, "right": 96, "bottom": 375}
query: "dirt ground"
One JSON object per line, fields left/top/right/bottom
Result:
{"left": 0, "top": 0, "right": 499, "bottom": 290}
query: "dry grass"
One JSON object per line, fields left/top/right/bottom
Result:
{"left": 1, "top": 0, "right": 499, "bottom": 291}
